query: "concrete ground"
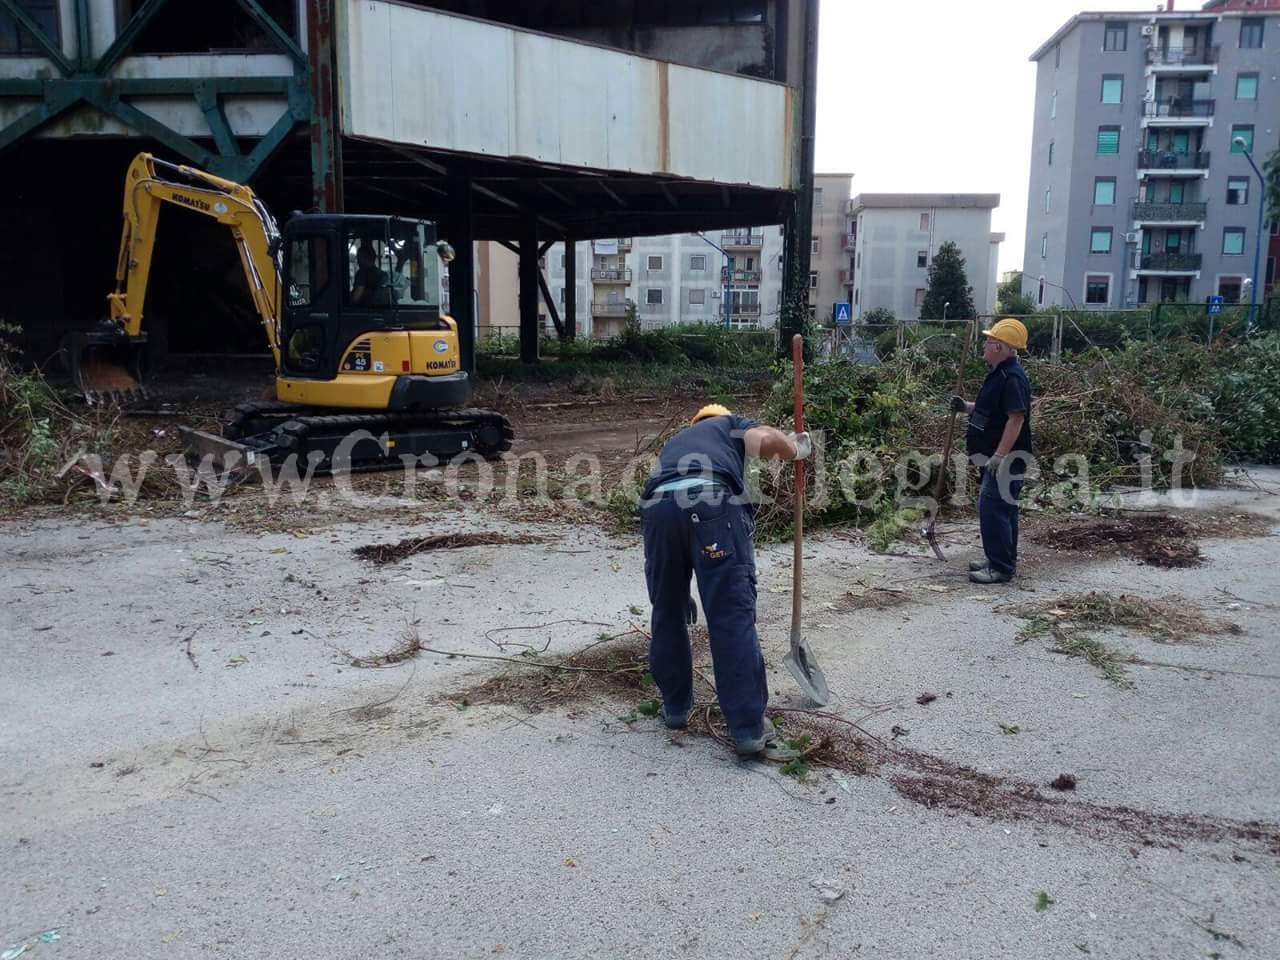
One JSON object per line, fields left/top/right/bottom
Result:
{"left": 2, "top": 463, "right": 1278, "bottom": 959}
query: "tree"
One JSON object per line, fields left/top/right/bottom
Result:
{"left": 997, "top": 271, "right": 1036, "bottom": 316}
{"left": 920, "top": 241, "right": 976, "bottom": 320}
{"left": 861, "top": 306, "right": 896, "bottom": 328}
{"left": 1265, "top": 147, "right": 1280, "bottom": 230}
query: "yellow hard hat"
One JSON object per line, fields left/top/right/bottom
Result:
{"left": 982, "top": 318, "right": 1028, "bottom": 351}
{"left": 691, "top": 403, "right": 731, "bottom": 425}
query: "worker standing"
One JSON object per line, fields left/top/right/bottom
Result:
{"left": 950, "top": 319, "right": 1033, "bottom": 584}
{"left": 640, "top": 405, "right": 811, "bottom": 756}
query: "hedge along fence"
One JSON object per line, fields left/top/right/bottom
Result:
{"left": 832, "top": 297, "right": 1280, "bottom": 363}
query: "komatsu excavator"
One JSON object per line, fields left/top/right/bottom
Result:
{"left": 64, "top": 153, "right": 512, "bottom": 470}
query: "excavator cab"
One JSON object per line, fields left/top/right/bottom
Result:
{"left": 279, "top": 215, "right": 453, "bottom": 381}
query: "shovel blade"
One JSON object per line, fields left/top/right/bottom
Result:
{"left": 784, "top": 641, "right": 831, "bottom": 707}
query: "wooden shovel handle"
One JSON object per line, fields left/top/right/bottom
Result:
{"left": 792, "top": 334, "right": 804, "bottom": 633}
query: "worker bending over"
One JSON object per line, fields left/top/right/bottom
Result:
{"left": 950, "top": 319, "right": 1033, "bottom": 584}
{"left": 640, "top": 404, "right": 811, "bottom": 756}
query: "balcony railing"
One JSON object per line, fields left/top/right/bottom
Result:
{"left": 590, "top": 268, "right": 632, "bottom": 282}
{"left": 842, "top": 233, "right": 857, "bottom": 251}
{"left": 1138, "top": 149, "right": 1210, "bottom": 170}
{"left": 617, "top": 238, "right": 632, "bottom": 252}
{"left": 721, "top": 267, "right": 763, "bottom": 283}
{"left": 1144, "top": 98, "right": 1215, "bottom": 119}
{"left": 721, "top": 231, "right": 764, "bottom": 247}
{"left": 839, "top": 269, "right": 852, "bottom": 285}
{"left": 1132, "top": 200, "right": 1207, "bottom": 222}
{"left": 591, "top": 301, "right": 632, "bottom": 317}
{"left": 1145, "top": 44, "right": 1219, "bottom": 67}
{"left": 723, "top": 303, "right": 762, "bottom": 317}
{"left": 1137, "top": 253, "right": 1202, "bottom": 271}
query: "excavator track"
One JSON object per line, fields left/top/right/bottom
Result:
{"left": 221, "top": 401, "right": 514, "bottom": 472}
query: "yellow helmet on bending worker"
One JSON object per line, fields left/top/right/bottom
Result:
{"left": 691, "top": 403, "right": 731, "bottom": 425}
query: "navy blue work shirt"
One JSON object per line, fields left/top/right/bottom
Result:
{"left": 966, "top": 357, "right": 1033, "bottom": 476}
{"left": 643, "top": 414, "right": 760, "bottom": 499}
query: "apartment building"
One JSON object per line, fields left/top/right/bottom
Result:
{"left": 478, "top": 174, "right": 855, "bottom": 338}
{"left": 847, "top": 194, "right": 1003, "bottom": 320}
{"left": 1022, "top": 0, "right": 1280, "bottom": 310}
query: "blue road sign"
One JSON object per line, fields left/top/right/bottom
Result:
{"left": 833, "top": 302, "right": 852, "bottom": 325}
{"left": 1208, "top": 295, "right": 1224, "bottom": 316}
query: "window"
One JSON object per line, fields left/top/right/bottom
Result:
{"left": 854, "top": 289, "right": 860, "bottom": 305}
{"left": 1101, "top": 76, "right": 1123, "bottom": 104}
{"left": 344, "top": 232, "right": 394, "bottom": 307}
{"left": 856, "top": 252, "right": 861, "bottom": 270}
{"left": 1168, "top": 181, "right": 1184, "bottom": 205}
{"left": 811, "top": 236, "right": 821, "bottom": 255}
{"left": 558, "top": 287, "right": 565, "bottom": 304}
{"left": 689, "top": 254, "right": 706, "bottom": 271}
{"left": 1054, "top": 43, "right": 1061, "bottom": 69}
{"left": 1231, "top": 125, "right": 1254, "bottom": 153}
{"left": 813, "top": 187, "right": 824, "bottom": 210}
{"left": 1090, "top": 228, "right": 1113, "bottom": 254}
{"left": 1219, "top": 278, "right": 1244, "bottom": 303}
{"left": 1094, "top": 178, "right": 1116, "bottom": 206}
{"left": 1237, "top": 73, "right": 1259, "bottom": 101}
{"left": 0, "top": 0, "right": 59, "bottom": 54}
{"left": 1223, "top": 229, "right": 1246, "bottom": 256}
{"left": 1104, "top": 22, "right": 1127, "bottom": 52}
{"left": 916, "top": 250, "right": 928, "bottom": 269}
{"left": 1240, "top": 18, "right": 1263, "bottom": 49}
{"left": 1227, "top": 178, "right": 1250, "bottom": 205}
{"left": 1049, "top": 91, "right": 1057, "bottom": 119}
{"left": 688, "top": 288, "right": 705, "bottom": 305}
{"left": 914, "top": 289, "right": 926, "bottom": 308}
{"left": 646, "top": 287, "right": 664, "bottom": 304}
{"left": 1097, "top": 126, "right": 1120, "bottom": 155}
{"left": 286, "top": 236, "right": 331, "bottom": 308}
{"left": 1086, "top": 276, "right": 1110, "bottom": 305}
{"left": 559, "top": 254, "right": 566, "bottom": 269}
{"left": 647, "top": 255, "right": 664, "bottom": 271}
{"left": 919, "top": 212, "right": 930, "bottom": 231}
{"left": 1048, "top": 141, "right": 1054, "bottom": 166}
{"left": 1041, "top": 234, "right": 1048, "bottom": 259}
{"left": 1037, "top": 279, "right": 1045, "bottom": 305}
{"left": 809, "top": 271, "right": 819, "bottom": 289}
{"left": 1045, "top": 188, "right": 1052, "bottom": 213}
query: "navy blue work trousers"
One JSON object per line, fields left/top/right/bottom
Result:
{"left": 640, "top": 491, "right": 768, "bottom": 742}
{"left": 978, "top": 469, "right": 1024, "bottom": 576}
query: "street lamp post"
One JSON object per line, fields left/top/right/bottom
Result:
{"left": 696, "top": 231, "right": 735, "bottom": 330}
{"left": 942, "top": 301, "right": 950, "bottom": 324}
{"left": 1233, "top": 136, "right": 1266, "bottom": 331}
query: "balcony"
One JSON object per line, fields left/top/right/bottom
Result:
{"left": 722, "top": 267, "right": 763, "bottom": 283}
{"left": 723, "top": 303, "right": 762, "bottom": 318}
{"left": 591, "top": 301, "right": 632, "bottom": 317}
{"left": 1144, "top": 98, "right": 1215, "bottom": 121}
{"left": 1137, "top": 150, "right": 1210, "bottom": 172}
{"left": 617, "top": 238, "right": 633, "bottom": 252}
{"left": 1132, "top": 201, "right": 1207, "bottom": 223}
{"left": 721, "top": 231, "right": 764, "bottom": 249}
{"left": 843, "top": 233, "right": 857, "bottom": 251}
{"left": 1145, "top": 45, "right": 1219, "bottom": 68}
{"left": 591, "top": 268, "right": 632, "bottom": 282}
{"left": 1136, "top": 253, "right": 1202, "bottom": 273}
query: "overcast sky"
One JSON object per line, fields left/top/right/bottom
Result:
{"left": 815, "top": 0, "right": 1151, "bottom": 276}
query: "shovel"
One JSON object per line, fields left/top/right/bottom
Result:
{"left": 783, "top": 334, "right": 832, "bottom": 707}
{"left": 922, "top": 318, "right": 975, "bottom": 560}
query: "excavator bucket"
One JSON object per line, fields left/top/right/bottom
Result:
{"left": 60, "top": 327, "right": 147, "bottom": 406}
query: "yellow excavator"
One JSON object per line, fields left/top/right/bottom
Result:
{"left": 64, "top": 153, "right": 512, "bottom": 469}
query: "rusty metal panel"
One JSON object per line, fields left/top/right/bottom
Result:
{"left": 341, "top": 1, "right": 790, "bottom": 190}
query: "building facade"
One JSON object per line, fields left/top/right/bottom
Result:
{"left": 847, "top": 194, "right": 1002, "bottom": 321}
{"left": 1022, "top": 1, "right": 1280, "bottom": 310}
{"left": 476, "top": 174, "right": 855, "bottom": 338}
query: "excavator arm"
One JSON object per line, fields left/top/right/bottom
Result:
{"left": 66, "top": 153, "right": 285, "bottom": 401}
{"left": 108, "top": 153, "right": 284, "bottom": 366}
